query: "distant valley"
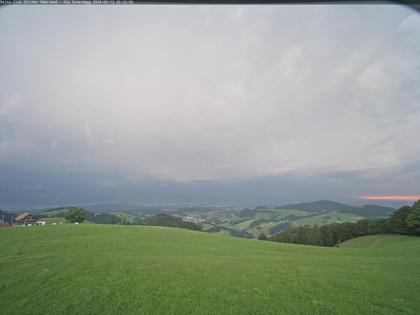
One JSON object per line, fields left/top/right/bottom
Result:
{"left": 18, "top": 200, "right": 394, "bottom": 238}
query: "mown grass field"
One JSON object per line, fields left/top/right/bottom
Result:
{"left": 1, "top": 226, "right": 419, "bottom": 314}
{"left": 42, "top": 217, "right": 67, "bottom": 224}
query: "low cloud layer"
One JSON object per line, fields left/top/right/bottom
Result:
{"left": 0, "top": 5, "right": 419, "bottom": 205}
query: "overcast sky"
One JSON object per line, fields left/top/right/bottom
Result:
{"left": 0, "top": 5, "right": 419, "bottom": 207}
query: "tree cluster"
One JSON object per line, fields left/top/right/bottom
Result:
{"left": 268, "top": 200, "right": 420, "bottom": 247}
{"left": 64, "top": 208, "right": 87, "bottom": 223}
{"left": 0, "top": 210, "right": 17, "bottom": 225}
{"left": 388, "top": 200, "right": 420, "bottom": 236}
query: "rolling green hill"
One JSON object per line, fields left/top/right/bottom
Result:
{"left": 277, "top": 200, "right": 355, "bottom": 212}
{"left": 341, "top": 234, "right": 420, "bottom": 250}
{"left": 29, "top": 200, "right": 393, "bottom": 238}
{"left": 276, "top": 200, "right": 393, "bottom": 218}
{"left": 347, "top": 205, "right": 395, "bottom": 219}
{"left": 1, "top": 225, "right": 419, "bottom": 314}
{"left": 292, "top": 210, "right": 365, "bottom": 226}
{"left": 164, "top": 201, "right": 394, "bottom": 237}
{"left": 41, "top": 207, "right": 75, "bottom": 217}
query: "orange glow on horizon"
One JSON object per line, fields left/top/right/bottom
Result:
{"left": 360, "top": 195, "right": 420, "bottom": 201}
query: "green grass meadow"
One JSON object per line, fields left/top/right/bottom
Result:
{"left": 42, "top": 217, "right": 67, "bottom": 224}
{"left": 1, "top": 225, "right": 419, "bottom": 314}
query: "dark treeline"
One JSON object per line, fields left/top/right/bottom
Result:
{"left": 206, "top": 225, "right": 254, "bottom": 238}
{"left": 0, "top": 209, "right": 16, "bottom": 225}
{"left": 268, "top": 200, "right": 420, "bottom": 247}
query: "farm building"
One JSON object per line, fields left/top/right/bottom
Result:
{"left": 14, "top": 212, "right": 35, "bottom": 226}
{"left": 0, "top": 219, "right": 10, "bottom": 228}
{"left": 14, "top": 212, "right": 45, "bottom": 226}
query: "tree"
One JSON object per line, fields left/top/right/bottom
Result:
{"left": 355, "top": 219, "right": 370, "bottom": 236}
{"left": 258, "top": 232, "right": 268, "bottom": 240}
{"left": 388, "top": 206, "right": 411, "bottom": 234}
{"left": 65, "top": 208, "right": 86, "bottom": 223}
{"left": 121, "top": 218, "right": 130, "bottom": 225}
{"left": 405, "top": 200, "right": 420, "bottom": 236}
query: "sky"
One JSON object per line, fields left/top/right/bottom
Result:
{"left": 0, "top": 4, "right": 420, "bottom": 208}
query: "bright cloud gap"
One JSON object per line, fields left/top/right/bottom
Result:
{"left": 360, "top": 195, "right": 420, "bottom": 201}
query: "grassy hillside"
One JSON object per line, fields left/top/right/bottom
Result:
{"left": 41, "top": 207, "right": 75, "bottom": 217}
{"left": 341, "top": 234, "right": 420, "bottom": 250}
{"left": 1, "top": 225, "right": 419, "bottom": 314}
{"left": 42, "top": 217, "right": 67, "bottom": 224}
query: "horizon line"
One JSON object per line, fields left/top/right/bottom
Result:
{"left": 360, "top": 195, "right": 420, "bottom": 201}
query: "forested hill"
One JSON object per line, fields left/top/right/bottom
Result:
{"left": 277, "top": 200, "right": 393, "bottom": 217}
{"left": 269, "top": 200, "right": 420, "bottom": 247}
{"left": 277, "top": 200, "right": 354, "bottom": 212}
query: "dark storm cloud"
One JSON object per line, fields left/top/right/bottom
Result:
{"left": 0, "top": 5, "right": 419, "bottom": 206}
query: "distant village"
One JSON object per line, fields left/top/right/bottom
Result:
{"left": 182, "top": 215, "right": 206, "bottom": 224}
